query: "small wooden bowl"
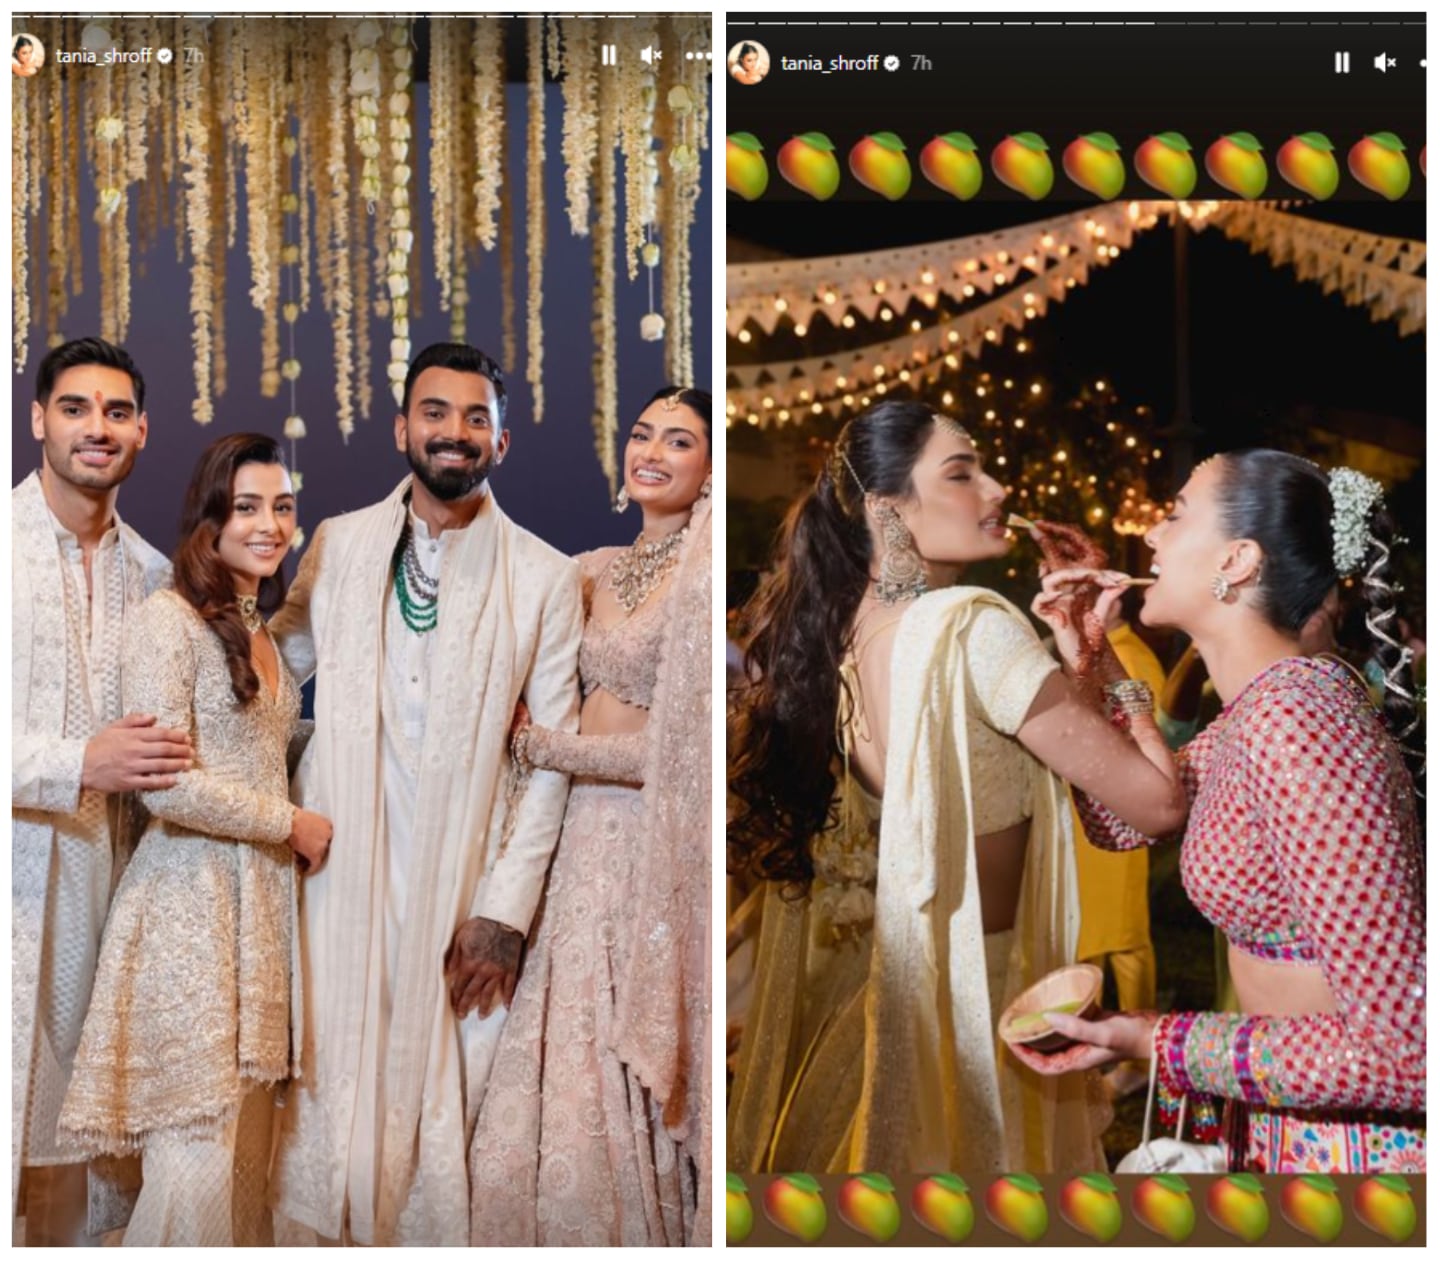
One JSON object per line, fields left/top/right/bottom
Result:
{"left": 998, "top": 963, "right": 1103, "bottom": 1054}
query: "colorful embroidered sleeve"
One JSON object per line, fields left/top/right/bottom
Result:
{"left": 1156, "top": 675, "right": 1425, "bottom": 1114}
{"left": 1073, "top": 727, "right": 1206, "bottom": 852}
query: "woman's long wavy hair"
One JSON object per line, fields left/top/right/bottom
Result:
{"left": 1216, "top": 449, "right": 1424, "bottom": 798}
{"left": 173, "top": 433, "right": 290, "bottom": 705}
{"left": 729, "top": 400, "right": 939, "bottom": 891}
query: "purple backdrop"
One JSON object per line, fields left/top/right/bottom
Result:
{"left": 12, "top": 79, "right": 712, "bottom": 563}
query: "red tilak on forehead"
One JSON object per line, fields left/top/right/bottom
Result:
{"left": 94, "top": 390, "right": 105, "bottom": 406}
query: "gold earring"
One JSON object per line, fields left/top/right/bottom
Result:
{"left": 874, "top": 504, "right": 928, "bottom": 605}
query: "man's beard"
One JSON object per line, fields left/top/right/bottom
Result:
{"left": 45, "top": 435, "right": 137, "bottom": 491}
{"left": 407, "top": 438, "right": 493, "bottom": 501}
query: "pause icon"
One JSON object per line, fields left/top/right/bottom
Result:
{"left": 602, "top": 43, "right": 617, "bottom": 65}
{"left": 1334, "top": 51, "right": 1350, "bottom": 73}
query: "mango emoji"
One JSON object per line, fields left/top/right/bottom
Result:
{"left": 1277, "top": 132, "right": 1340, "bottom": 200}
{"left": 920, "top": 132, "right": 983, "bottom": 200}
{"left": 764, "top": 1173, "right": 827, "bottom": 1243}
{"left": 1059, "top": 1172, "right": 1123, "bottom": 1243}
{"left": 1348, "top": 132, "right": 1412, "bottom": 201}
{"left": 985, "top": 1172, "right": 1049, "bottom": 1242}
{"left": 1354, "top": 1174, "right": 1418, "bottom": 1243}
{"left": 912, "top": 1173, "right": 974, "bottom": 1243}
{"left": 1135, "top": 132, "right": 1198, "bottom": 199}
{"left": 726, "top": 1173, "right": 754, "bottom": 1244}
{"left": 1132, "top": 1174, "right": 1197, "bottom": 1243}
{"left": 849, "top": 132, "right": 912, "bottom": 201}
{"left": 1207, "top": 1172, "right": 1270, "bottom": 1243}
{"left": 1279, "top": 1174, "right": 1343, "bottom": 1243}
{"left": 838, "top": 1172, "right": 901, "bottom": 1243}
{"left": 726, "top": 133, "right": 769, "bottom": 201}
{"left": 778, "top": 132, "right": 841, "bottom": 201}
{"left": 991, "top": 132, "right": 1054, "bottom": 201}
{"left": 1205, "top": 132, "right": 1269, "bottom": 199}
{"left": 1062, "top": 133, "right": 1126, "bottom": 201}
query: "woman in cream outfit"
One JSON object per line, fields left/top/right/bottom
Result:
{"left": 728, "top": 399, "right": 1185, "bottom": 1175}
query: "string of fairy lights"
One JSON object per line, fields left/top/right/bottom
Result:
{"left": 736, "top": 321, "right": 1175, "bottom": 543}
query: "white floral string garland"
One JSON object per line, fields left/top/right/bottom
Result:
{"left": 525, "top": 17, "right": 545, "bottom": 420}
{"left": 386, "top": 19, "right": 415, "bottom": 407}
{"left": 10, "top": 16, "right": 708, "bottom": 497}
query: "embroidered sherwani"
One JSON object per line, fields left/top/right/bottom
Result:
{"left": 268, "top": 477, "right": 583, "bottom": 1246}
{"left": 11, "top": 471, "right": 169, "bottom": 1221}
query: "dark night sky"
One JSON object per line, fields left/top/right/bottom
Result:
{"left": 13, "top": 78, "right": 713, "bottom": 564}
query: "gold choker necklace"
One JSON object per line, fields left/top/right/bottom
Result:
{"left": 609, "top": 526, "right": 687, "bottom": 614}
{"left": 237, "top": 594, "right": 263, "bottom": 634}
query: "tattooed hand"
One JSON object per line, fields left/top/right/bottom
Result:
{"left": 443, "top": 916, "right": 524, "bottom": 1019}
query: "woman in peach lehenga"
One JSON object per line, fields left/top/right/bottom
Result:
{"left": 468, "top": 388, "right": 712, "bottom": 1246}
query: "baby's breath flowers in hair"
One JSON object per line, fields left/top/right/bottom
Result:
{"left": 1328, "top": 468, "right": 1385, "bottom": 577}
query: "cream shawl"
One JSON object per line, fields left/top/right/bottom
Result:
{"left": 853, "top": 587, "right": 1105, "bottom": 1173}
{"left": 269, "top": 476, "right": 581, "bottom": 1244}
{"left": 11, "top": 471, "right": 169, "bottom": 1216}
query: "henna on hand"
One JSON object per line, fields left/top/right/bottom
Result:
{"left": 443, "top": 915, "right": 525, "bottom": 1019}
{"left": 1030, "top": 520, "right": 1112, "bottom": 679}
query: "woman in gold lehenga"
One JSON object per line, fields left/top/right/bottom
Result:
{"left": 728, "top": 400, "right": 1187, "bottom": 1175}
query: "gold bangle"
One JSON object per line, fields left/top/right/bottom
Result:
{"left": 1104, "top": 678, "right": 1154, "bottom": 719}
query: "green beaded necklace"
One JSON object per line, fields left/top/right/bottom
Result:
{"left": 391, "top": 524, "right": 438, "bottom": 634}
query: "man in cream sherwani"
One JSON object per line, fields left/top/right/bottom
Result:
{"left": 13, "top": 338, "right": 182, "bottom": 1244}
{"left": 269, "top": 343, "right": 582, "bottom": 1246}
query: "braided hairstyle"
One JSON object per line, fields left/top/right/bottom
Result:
{"left": 1215, "top": 449, "right": 1423, "bottom": 798}
{"left": 728, "top": 400, "right": 937, "bottom": 892}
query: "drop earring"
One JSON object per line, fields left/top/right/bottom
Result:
{"left": 874, "top": 504, "right": 928, "bottom": 605}
{"left": 613, "top": 486, "right": 630, "bottom": 514}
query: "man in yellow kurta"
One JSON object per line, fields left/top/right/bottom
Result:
{"left": 269, "top": 344, "right": 582, "bottom": 1245}
{"left": 1072, "top": 599, "right": 1166, "bottom": 1095}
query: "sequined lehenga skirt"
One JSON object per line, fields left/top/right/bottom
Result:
{"left": 469, "top": 783, "right": 695, "bottom": 1246}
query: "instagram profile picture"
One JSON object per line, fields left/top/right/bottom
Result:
{"left": 12, "top": 32, "right": 45, "bottom": 77}
{"left": 728, "top": 40, "right": 769, "bottom": 86}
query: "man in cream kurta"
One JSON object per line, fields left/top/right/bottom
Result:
{"left": 12, "top": 339, "right": 180, "bottom": 1244}
{"left": 269, "top": 344, "right": 582, "bottom": 1245}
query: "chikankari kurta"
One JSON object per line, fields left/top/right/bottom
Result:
{"left": 11, "top": 470, "right": 169, "bottom": 1217}
{"left": 268, "top": 477, "right": 583, "bottom": 1246}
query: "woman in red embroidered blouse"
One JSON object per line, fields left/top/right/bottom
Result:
{"left": 1014, "top": 450, "right": 1424, "bottom": 1173}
